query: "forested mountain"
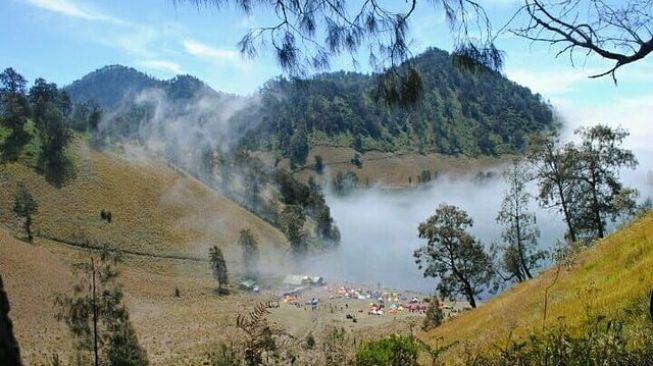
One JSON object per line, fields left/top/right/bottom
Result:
{"left": 64, "top": 65, "right": 221, "bottom": 108}
{"left": 65, "top": 48, "right": 555, "bottom": 163}
{"left": 233, "top": 48, "right": 555, "bottom": 162}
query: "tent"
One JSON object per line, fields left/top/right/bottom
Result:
{"left": 240, "top": 279, "right": 257, "bottom": 291}
{"left": 283, "top": 285, "right": 309, "bottom": 297}
{"left": 310, "top": 276, "right": 326, "bottom": 286}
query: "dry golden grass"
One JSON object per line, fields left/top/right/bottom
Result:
{"left": 0, "top": 139, "right": 428, "bottom": 365}
{"left": 0, "top": 229, "right": 76, "bottom": 363}
{"left": 0, "top": 227, "right": 270, "bottom": 365}
{"left": 1, "top": 227, "right": 422, "bottom": 365}
{"left": 0, "top": 140, "right": 296, "bottom": 364}
{"left": 420, "top": 212, "right": 653, "bottom": 364}
{"left": 265, "top": 146, "right": 512, "bottom": 187}
{"left": 0, "top": 141, "right": 287, "bottom": 263}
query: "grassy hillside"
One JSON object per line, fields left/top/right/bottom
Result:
{"left": 420, "top": 212, "right": 653, "bottom": 363}
{"left": 0, "top": 136, "right": 293, "bottom": 364}
{"left": 277, "top": 146, "right": 511, "bottom": 188}
{"left": 0, "top": 227, "right": 269, "bottom": 365}
{"left": 0, "top": 138, "right": 288, "bottom": 263}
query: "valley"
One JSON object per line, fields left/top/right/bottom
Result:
{"left": 1, "top": 9, "right": 652, "bottom": 362}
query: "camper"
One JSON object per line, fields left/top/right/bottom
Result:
{"left": 239, "top": 279, "right": 259, "bottom": 293}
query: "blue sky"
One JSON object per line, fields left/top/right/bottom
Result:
{"left": 1, "top": 0, "right": 652, "bottom": 108}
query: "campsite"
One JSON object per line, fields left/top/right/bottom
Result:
{"left": 244, "top": 274, "right": 469, "bottom": 342}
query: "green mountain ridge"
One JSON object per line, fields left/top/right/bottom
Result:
{"left": 64, "top": 64, "right": 225, "bottom": 109}
{"left": 234, "top": 48, "right": 555, "bottom": 160}
{"left": 64, "top": 48, "right": 555, "bottom": 161}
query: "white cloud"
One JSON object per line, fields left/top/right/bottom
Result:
{"left": 107, "top": 27, "right": 159, "bottom": 57}
{"left": 183, "top": 40, "right": 240, "bottom": 62}
{"left": 139, "top": 60, "right": 183, "bottom": 75}
{"left": 556, "top": 92, "right": 653, "bottom": 152}
{"left": 23, "top": 0, "right": 124, "bottom": 24}
{"left": 506, "top": 67, "right": 593, "bottom": 97}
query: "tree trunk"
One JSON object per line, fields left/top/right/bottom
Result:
{"left": 25, "top": 216, "right": 32, "bottom": 242}
{"left": 590, "top": 168, "right": 605, "bottom": 238}
{"left": 449, "top": 251, "right": 477, "bottom": 308}
{"left": 591, "top": 186, "right": 604, "bottom": 238}
{"left": 515, "top": 208, "right": 533, "bottom": 280}
{"left": 557, "top": 179, "right": 577, "bottom": 242}
{"left": 463, "top": 280, "right": 477, "bottom": 308}
{"left": 91, "top": 257, "right": 99, "bottom": 366}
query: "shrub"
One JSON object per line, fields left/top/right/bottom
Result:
{"left": 355, "top": 335, "right": 419, "bottom": 366}
{"left": 305, "top": 333, "right": 316, "bottom": 349}
{"left": 464, "top": 312, "right": 653, "bottom": 366}
{"left": 209, "top": 343, "right": 241, "bottom": 366}
{"left": 422, "top": 298, "right": 444, "bottom": 331}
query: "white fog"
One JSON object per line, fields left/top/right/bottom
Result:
{"left": 311, "top": 101, "right": 653, "bottom": 293}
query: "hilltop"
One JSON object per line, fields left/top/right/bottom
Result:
{"left": 234, "top": 48, "right": 555, "bottom": 161}
{"left": 64, "top": 65, "right": 236, "bottom": 109}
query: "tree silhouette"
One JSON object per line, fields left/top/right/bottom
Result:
{"left": 209, "top": 246, "right": 229, "bottom": 293}
{"left": 496, "top": 160, "right": 546, "bottom": 282}
{"left": 0, "top": 68, "right": 30, "bottom": 161}
{"left": 55, "top": 245, "right": 148, "bottom": 366}
{"left": 573, "top": 125, "right": 638, "bottom": 238}
{"left": 414, "top": 204, "right": 494, "bottom": 308}
{"left": 513, "top": 0, "right": 653, "bottom": 83}
{"left": 12, "top": 183, "right": 38, "bottom": 242}
{"left": 0, "top": 274, "right": 22, "bottom": 366}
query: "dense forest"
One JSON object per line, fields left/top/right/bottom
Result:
{"left": 65, "top": 48, "right": 555, "bottom": 168}
{"left": 232, "top": 48, "right": 556, "bottom": 164}
{"left": 64, "top": 65, "right": 228, "bottom": 109}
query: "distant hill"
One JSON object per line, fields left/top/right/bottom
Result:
{"left": 64, "top": 65, "right": 223, "bottom": 109}
{"left": 233, "top": 48, "right": 556, "bottom": 159}
{"left": 64, "top": 65, "right": 158, "bottom": 108}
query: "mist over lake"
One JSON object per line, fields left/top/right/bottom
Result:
{"left": 311, "top": 104, "right": 653, "bottom": 294}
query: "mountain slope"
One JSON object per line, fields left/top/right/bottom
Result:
{"left": 233, "top": 48, "right": 555, "bottom": 159}
{"left": 420, "top": 212, "right": 653, "bottom": 362}
{"left": 0, "top": 138, "right": 288, "bottom": 263}
{"left": 66, "top": 48, "right": 554, "bottom": 166}
{"left": 0, "top": 225, "right": 265, "bottom": 365}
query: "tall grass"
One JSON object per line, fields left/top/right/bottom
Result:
{"left": 421, "top": 212, "right": 653, "bottom": 363}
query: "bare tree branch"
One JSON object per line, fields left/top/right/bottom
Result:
{"left": 175, "top": 0, "right": 500, "bottom": 75}
{"left": 512, "top": 0, "right": 653, "bottom": 83}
